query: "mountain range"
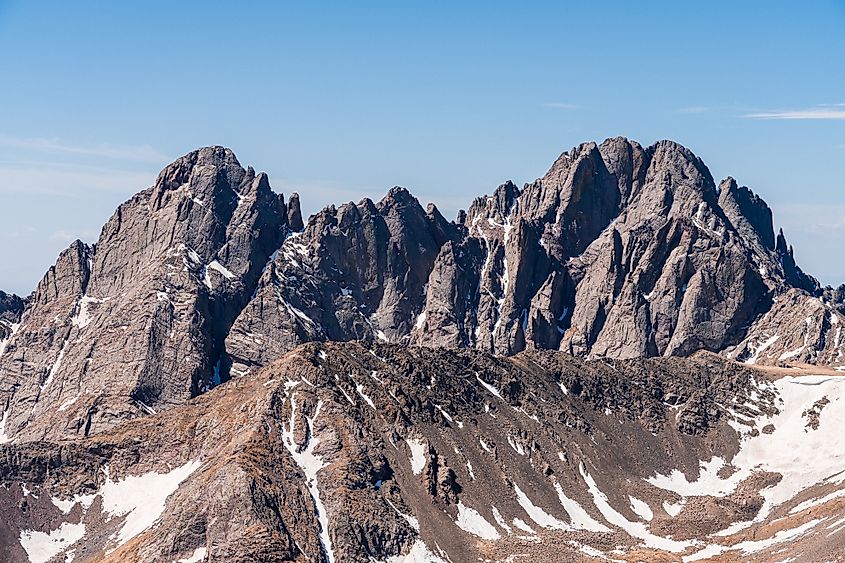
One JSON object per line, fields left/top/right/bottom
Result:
{"left": 0, "top": 139, "right": 843, "bottom": 562}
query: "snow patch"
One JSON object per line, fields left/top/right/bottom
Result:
{"left": 202, "top": 260, "right": 236, "bottom": 289}
{"left": 19, "top": 522, "right": 85, "bottom": 563}
{"left": 789, "top": 488, "right": 845, "bottom": 515}
{"left": 581, "top": 464, "right": 695, "bottom": 552}
{"left": 454, "top": 502, "right": 500, "bottom": 540}
{"left": 58, "top": 394, "right": 81, "bottom": 412}
{"left": 99, "top": 460, "right": 202, "bottom": 547}
{"left": 385, "top": 540, "right": 448, "bottom": 563}
{"left": 175, "top": 546, "right": 208, "bottom": 563}
{"left": 385, "top": 498, "right": 420, "bottom": 532}
{"left": 51, "top": 492, "right": 96, "bottom": 515}
{"left": 646, "top": 456, "right": 739, "bottom": 498}
{"left": 475, "top": 373, "right": 504, "bottom": 400}
{"left": 663, "top": 499, "right": 685, "bottom": 517}
{"left": 406, "top": 438, "right": 428, "bottom": 475}
{"left": 350, "top": 376, "right": 376, "bottom": 409}
{"left": 683, "top": 518, "right": 821, "bottom": 561}
{"left": 207, "top": 260, "right": 235, "bottom": 279}
{"left": 744, "top": 334, "right": 780, "bottom": 365}
{"left": 70, "top": 296, "right": 105, "bottom": 329}
{"left": 553, "top": 482, "right": 610, "bottom": 533}
{"left": 653, "top": 374, "right": 845, "bottom": 529}
{"left": 629, "top": 496, "right": 653, "bottom": 521}
{"left": 0, "top": 409, "right": 11, "bottom": 443}
{"left": 512, "top": 518, "right": 536, "bottom": 534}
{"left": 491, "top": 506, "right": 512, "bottom": 534}
{"left": 513, "top": 484, "right": 568, "bottom": 530}
{"left": 282, "top": 396, "right": 334, "bottom": 562}
{"left": 507, "top": 435, "right": 526, "bottom": 456}
{"left": 281, "top": 299, "right": 316, "bottom": 326}
{"left": 0, "top": 322, "right": 20, "bottom": 358}
{"left": 779, "top": 347, "right": 805, "bottom": 361}
{"left": 479, "top": 438, "right": 494, "bottom": 453}
{"left": 42, "top": 339, "right": 70, "bottom": 392}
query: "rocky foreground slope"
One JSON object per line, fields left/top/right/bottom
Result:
{"left": 2, "top": 344, "right": 845, "bottom": 562}
{"left": 0, "top": 138, "right": 843, "bottom": 561}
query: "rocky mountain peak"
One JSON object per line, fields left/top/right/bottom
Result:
{"left": 0, "top": 147, "right": 292, "bottom": 442}
{"left": 149, "top": 146, "right": 245, "bottom": 214}
{"left": 221, "top": 136, "right": 840, "bottom": 369}
{"left": 775, "top": 227, "right": 817, "bottom": 293}
{"left": 286, "top": 191, "right": 304, "bottom": 231}
{"left": 0, "top": 138, "right": 843, "bottom": 563}
{"left": 30, "top": 239, "right": 93, "bottom": 309}
{"left": 379, "top": 185, "right": 418, "bottom": 208}
{"left": 718, "top": 176, "right": 776, "bottom": 250}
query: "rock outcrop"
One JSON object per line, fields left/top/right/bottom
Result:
{"left": 0, "top": 147, "right": 298, "bottom": 442}
{"left": 0, "top": 291, "right": 24, "bottom": 341}
{"left": 727, "top": 288, "right": 845, "bottom": 367}
{"left": 224, "top": 187, "right": 459, "bottom": 375}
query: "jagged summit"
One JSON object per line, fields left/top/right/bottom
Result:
{"left": 0, "top": 139, "right": 840, "bottom": 447}
{"left": 228, "top": 137, "right": 834, "bottom": 368}
{"left": 0, "top": 147, "right": 300, "bottom": 442}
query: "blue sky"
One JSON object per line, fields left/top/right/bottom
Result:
{"left": 0, "top": 1, "right": 843, "bottom": 294}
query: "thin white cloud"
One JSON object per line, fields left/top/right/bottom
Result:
{"left": 678, "top": 106, "right": 708, "bottom": 114}
{"left": 50, "top": 229, "right": 96, "bottom": 242}
{"left": 0, "top": 162, "right": 156, "bottom": 196}
{"left": 744, "top": 107, "right": 845, "bottom": 120}
{"left": 772, "top": 202, "right": 845, "bottom": 286}
{"left": 0, "top": 134, "right": 170, "bottom": 163}
{"left": 542, "top": 102, "right": 580, "bottom": 109}
{"left": 774, "top": 203, "right": 845, "bottom": 232}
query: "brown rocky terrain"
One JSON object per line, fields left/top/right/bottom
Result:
{"left": 2, "top": 344, "right": 844, "bottom": 562}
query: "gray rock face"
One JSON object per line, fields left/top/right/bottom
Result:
{"left": 224, "top": 187, "right": 459, "bottom": 375}
{"left": 718, "top": 176, "right": 775, "bottom": 250}
{"left": 0, "top": 291, "right": 24, "bottom": 339}
{"left": 727, "top": 288, "right": 845, "bottom": 367}
{"left": 228, "top": 137, "right": 830, "bottom": 372}
{"left": 0, "top": 147, "right": 294, "bottom": 442}
{"left": 0, "top": 291, "right": 25, "bottom": 371}
{"left": 825, "top": 284, "right": 845, "bottom": 315}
